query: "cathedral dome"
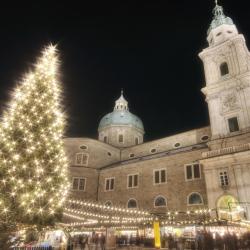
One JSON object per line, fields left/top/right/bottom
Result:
{"left": 98, "top": 91, "right": 144, "bottom": 132}
{"left": 98, "top": 91, "right": 144, "bottom": 148}
{"left": 98, "top": 110, "right": 144, "bottom": 132}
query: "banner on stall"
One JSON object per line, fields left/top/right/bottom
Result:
{"left": 153, "top": 221, "right": 161, "bottom": 248}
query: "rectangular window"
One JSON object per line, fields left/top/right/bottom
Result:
{"left": 72, "top": 178, "right": 79, "bottom": 190}
{"left": 219, "top": 171, "right": 229, "bottom": 187}
{"left": 79, "top": 178, "right": 85, "bottom": 190}
{"left": 155, "top": 171, "right": 160, "bottom": 184}
{"left": 186, "top": 165, "right": 192, "bottom": 179}
{"left": 105, "top": 178, "right": 115, "bottom": 191}
{"left": 134, "top": 174, "right": 138, "bottom": 187}
{"left": 72, "top": 177, "right": 86, "bottom": 191}
{"left": 154, "top": 169, "right": 166, "bottom": 184}
{"left": 193, "top": 164, "right": 201, "bottom": 178}
{"left": 228, "top": 117, "right": 239, "bottom": 133}
{"left": 128, "top": 175, "right": 133, "bottom": 188}
{"left": 161, "top": 169, "right": 166, "bottom": 183}
{"left": 127, "top": 174, "right": 139, "bottom": 188}
{"left": 75, "top": 153, "right": 89, "bottom": 166}
{"left": 185, "top": 164, "right": 201, "bottom": 181}
{"left": 76, "top": 154, "right": 83, "bottom": 165}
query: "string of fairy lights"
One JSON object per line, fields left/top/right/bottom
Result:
{"left": 0, "top": 45, "right": 69, "bottom": 223}
{"left": 62, "top": 198, "right": 250, "bottom": 231}
{"left": 63, "top": 199, "right": 225, "bottom": 229}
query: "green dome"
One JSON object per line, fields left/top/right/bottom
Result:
{"left": 98, "top": 91, "right": 144, "bottom": 132}
{"left": 98, "top": 110, "right": 144, "bottom": 132}
{"left": 208, "top": 5, "right": 234, "bottom": 35}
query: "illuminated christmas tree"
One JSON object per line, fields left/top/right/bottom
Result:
{"left": 0, "top": 45, "right": 69, "bottom": 228}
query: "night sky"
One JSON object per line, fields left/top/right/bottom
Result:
{"left": 0, "top": 1, "right": 249, "bottom": 141}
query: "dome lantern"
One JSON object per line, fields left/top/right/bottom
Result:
{"left": 114, "top": 90, "right": 128, "bottom": 111}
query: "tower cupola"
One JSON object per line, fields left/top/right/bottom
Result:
{"left": 207, "top": 1, "right": 238, "bottom": 46}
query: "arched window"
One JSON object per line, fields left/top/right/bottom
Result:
{"left": 154, "top": 196, "right": 167, "bottom": 207}
{"left": 104, "top": 201, "right": 112, "bottom": 207}
{"left": 220, "top": 62, "right": 229, "bottom": 76}
{"left": 217, "top": 195, "right": 244, "bottom": 221}
{"left": 188, "top": 193, "right": 203, "bottom": 205}
{"left": 118, "top": 134, "right": 124, "bottom": 143}
{"left": 127, "top": 198, "right": 137, "bottom": 209}
{"left": 135, "top": 137, "right": 139, "bottom": 145}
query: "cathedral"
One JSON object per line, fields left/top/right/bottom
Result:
{"left": 65, "top": 3, "right": 250, "bottom": 221}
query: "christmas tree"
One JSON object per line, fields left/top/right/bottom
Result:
{"left": 0, "top": 45, "right": 69, "bottom": 228}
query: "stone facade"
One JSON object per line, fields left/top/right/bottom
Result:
{"left": 65, "top": 127, "right": 211, "bottom": 212}
{"left": 65, "top": 3, "right": 250, "bottom": 219}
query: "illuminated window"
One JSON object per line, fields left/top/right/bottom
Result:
{"left": 154, "top": 169, "right": 166, "bottom": 184}
{"left": 105, "top": 178, "right": 115, "bottom": 191}
{"left": 185, "top": 163, "right": 201, "bottom": 181}
{"left": 127, "top": 199, "right": 137, "bottom": 209}
{"left": 188, "top": 193, "right": 203, "bottom": 205}
{"left": 217, "top": 195, "right": 243, "bottom": 221}
{"left": 219, "top": 171, "right": 229, "bottom": 187}
{"left": 127, "top": 174, "right": 139, "bottom": 188}
{"left": 75, "top": 153, "right": 88, "bottom": 166}
{"left": 220, "top": 62, "right": 229, "bottom": 76}
{"left": 228, "top": 117, "right": 239, "bottom": 133}
{"left": 72, "top": 177, "right": 86, "bottom": 191}
{"left": 154, "top": 196, "right": 167, "bottom": 207}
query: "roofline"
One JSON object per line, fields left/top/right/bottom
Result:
{"left": 100, "top": 142, "right": 208, "bottom": 170}
{"left": 121, "top": 125, "right": 211, "bottom": 151}
{"left": 63, "top": 137, "right": 120, "bottom": 151}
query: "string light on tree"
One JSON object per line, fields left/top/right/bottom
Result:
{"left": 0, "top": 45, "right": 69, "bottom": 227}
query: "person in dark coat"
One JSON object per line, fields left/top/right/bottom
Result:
{"left": 195, "top": 231, "right": 204, "bottom": 250}
{"left": 204, "top": 231, "right": 214, "bottom": 250}
{"left": 168, "top": 234, "right": 175, "bottom": 250}
{"left": 100, "top": 233, "right": 106, "bottom": 250}
{"left": 215, "top": 233, "right": 224, "bottom": 250}
{"left": 79, "top": 235, "right": 87, "bottom": 250}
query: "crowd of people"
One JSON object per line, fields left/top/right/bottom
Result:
{"left": 161, "top": 231, "right": 250, "bottom": 250}
{"left": 116, "top": 231, "right": 250, "bottom": 249}
{"left": 67, "top": 233, "right": 106, "bottom": 250}
{"left": 66, "top": 230, "right": 250, "bottom": 250}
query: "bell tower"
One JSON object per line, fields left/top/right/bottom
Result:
{"left": 199, "top": 1, "right": 250, "bottom": 139}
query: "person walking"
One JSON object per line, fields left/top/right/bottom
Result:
{"left": 100, "top": 234, "right": 106, "bottom": 250}
{"left": 79, "top": 235, "right": 87, "bottom": 250}
{"left": 215, "top": 233, "right": 223, "bottom": 250}
{"left": 168, "top": 234, "right": 175, "bottom": 250}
